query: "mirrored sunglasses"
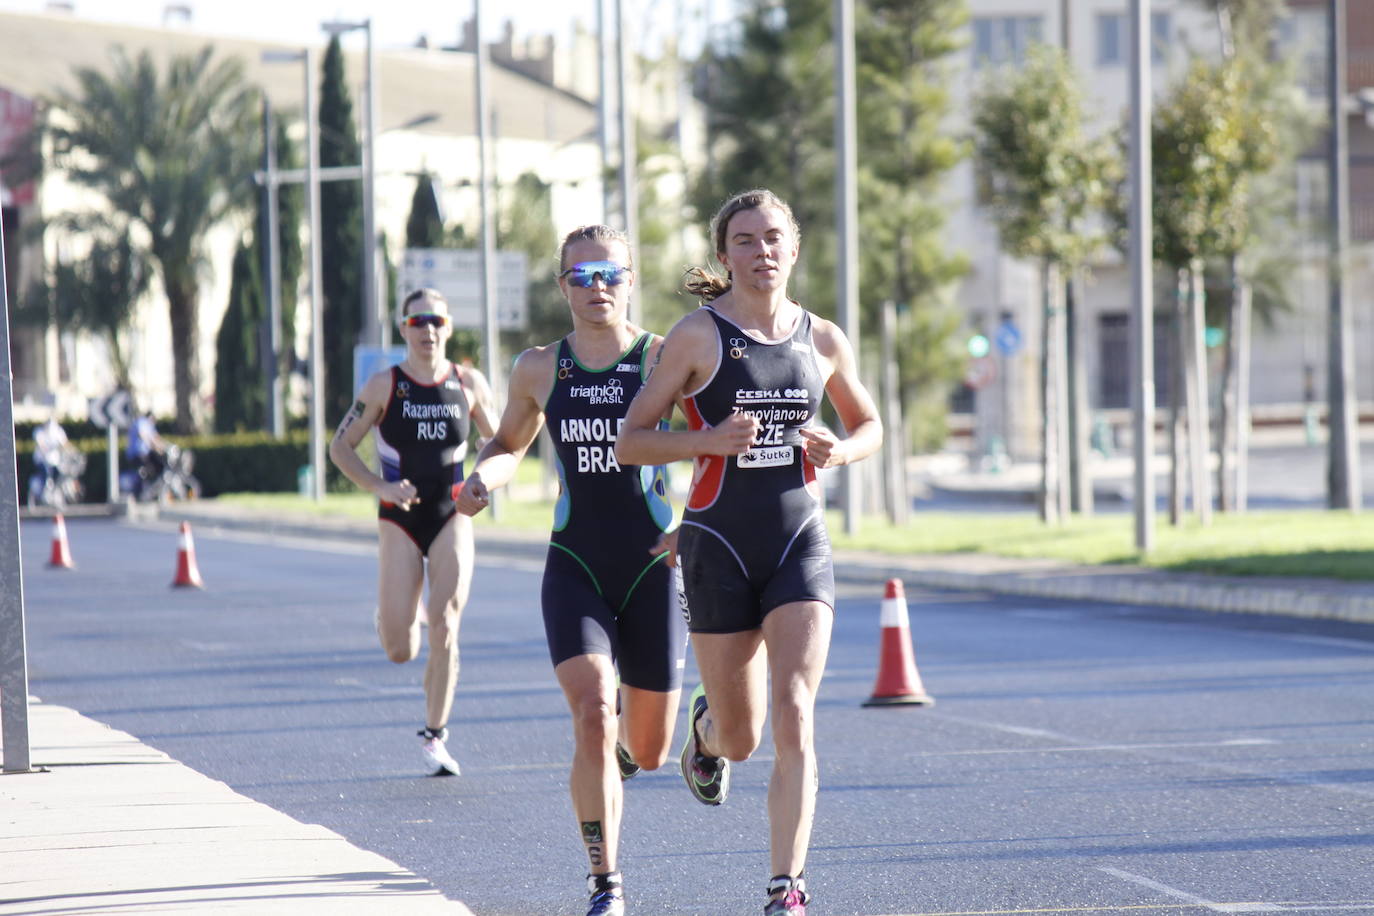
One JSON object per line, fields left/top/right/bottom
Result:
{"left": 560, "top": 260, "right": 631, "bottom": 288}
{"left": 402, "top": 312, "right": 450, "bottom": 329}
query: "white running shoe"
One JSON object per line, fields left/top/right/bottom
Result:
{"left": 419, "top": 727, "right": 461, "bottom": 776}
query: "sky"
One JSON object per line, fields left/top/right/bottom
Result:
{"left": 0, "top": 0, "right": 726, "bottom": 54}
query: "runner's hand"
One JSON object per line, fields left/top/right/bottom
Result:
{"left": 378, "top": 479, "right": 418, "bottom": 510}
{"left": 456, "top": 473, "right": 491, "bottom": 516}
{"left": 651, "top": 528, "right": 679, "bottom": 568}
{"left": 799, "top": 426, "right": 843, "bottom": 468}
{"left": 708, "top": 412, "right": 760, "bottom": 456}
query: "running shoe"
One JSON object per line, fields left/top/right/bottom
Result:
{"left": 764, "top": 874, "right": 811, "bottom": 916}
{"left": 679, "top": 683, "right": 729, "bottom": 805}
{"left": 418, "top": 727, "right": 461, "bottom": 776}
{"left": 615, "top": 741, "right": 641, "bottom": 781}
{"left": 586, "top": 871, "right": 624, "bottom": 916}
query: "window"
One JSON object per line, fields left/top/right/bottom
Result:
{"left": 1099, "top": 312, "right": 1173, "bottom": 409}
{"left": 1095, "top": 11, "right": 1171, "bottom": 67}
{"left": 972, "top": 16, "right": 1044, "bottom": 69}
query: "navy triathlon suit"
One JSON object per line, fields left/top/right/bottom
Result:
{"left": 678, "top": 305, "right": 834, "bottom": 633}
{"left": 375, "top": 364, "right": 471, "bottom": 555}
{"left": 541, "top": 333, "right": 686, "bottom": 691}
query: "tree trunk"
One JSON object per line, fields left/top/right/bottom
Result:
{"left": 1039, "top": 260, "right": 1060, "bottom": 524}
{"left": 1170, "top": 267, "right": 1187, "bottom": 526}
{"left": 1234, "top": 264, "right": 1253, "bottom": 512}
{"left": 1216, "top": 271, "right": 1237, "bottom": 514}
{"left": 164, "top": 271, "right": 203, "bottom": 434}
{"left": 1186, "top": 258, "right": 1212, "bottom": 525}
{"left": 1066, "top": 272, "right": 1093, "bottom": 515}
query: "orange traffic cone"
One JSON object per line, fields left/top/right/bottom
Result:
{"left": 47, "top": 513, "right": 75, "bottom": 569}
{"left": 171, "top": 521, "right": 205, "bottom": 589}
{"left": 863, "top": 578, "right": 934, "bottom": 707}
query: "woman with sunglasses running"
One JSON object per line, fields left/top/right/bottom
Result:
{"left": 455, "top": 225, "right": 685, "bottom": 916}
{"left": 329, "top": 288, "right": 498, "bottom": 777}
{"left": 616, "top": 189, "right": 882, "bottom": 916}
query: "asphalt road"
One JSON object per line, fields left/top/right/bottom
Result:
{"left": 17, "top": 517, "right": 1374, "bottom": 916}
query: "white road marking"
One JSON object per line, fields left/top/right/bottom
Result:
{"left": 1097, "top": 867, "right": 1283, "bottom": 913}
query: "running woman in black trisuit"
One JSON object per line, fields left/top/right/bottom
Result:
{"left": 617, "top": 190, "right": 883, "bottom": 916}
{"left": 330, "top": 288, "right": 498, "bottom": 777}
{"left": 456, "top": 226, "right": 685, "bottom": 916}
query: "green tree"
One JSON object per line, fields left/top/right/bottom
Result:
{"left": 856, "top": 0, "right": 970, "bottom": 459}
{"left": 17, "top": 222, "right": 149, "bottom": 390}
{"left": 972, "top": 45, "right": 1114, "bottom": 524}
{"left": 265, "top": 117, "right": 304, "bottom": 393}
{"left": 405, "top": 171, "right": 446, "bottom": 249}
{"left": 214, "top": 238, "right": 266, "bottom": 432}
{"left": 48, "top": 46, "right": 259, "bottom": 432}
{"left": 318, "top": 36, "right": 365, "bottom": 424}
{"left": 693, "top": 0, "right": 836, "bottom": 310}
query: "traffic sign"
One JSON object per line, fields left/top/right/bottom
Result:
{"left": 964, "top": 356, "right": 997, "bottom": 390}
{"left": 995, "top": 319, "right": 1023, "bottom": 356}
{"left": 88, "top": 389, "right": 133, "bottom": 429}
{"left": 398, "top": 249, "right": 528, "bottom": 330}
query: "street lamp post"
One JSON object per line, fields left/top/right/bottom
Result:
{"left": 321, "top": 19, "right": 383, "bottom": 349}
{"left": 833, "top": 0, "right": 860, "bottom": 535}
{"left": 1129, "top": 0, "right": 1156, "bottom": 551}
{"left": 264, "top": 48, "right": 325, "bottom": 502}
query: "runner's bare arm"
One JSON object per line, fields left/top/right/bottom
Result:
{"left": 802, "top": 317, "right": 883, "bottom": 469}
{"left": 456, "top": 347, "right": 554, "bottom": 516}
{"left": 617, "top": 312, "right": 758, "bottom": 465}
{"left": 329, "top": 370, "right": 419, "bottom": 507}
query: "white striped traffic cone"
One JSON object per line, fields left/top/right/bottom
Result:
{"left": 47, "top": 513, "right": 75, "bottom": 569}
{"left": 863, "top": 578, "right": 933, "bottom": 707}
{"left": 171, "top": 521, "right": 205, "bottom": 589}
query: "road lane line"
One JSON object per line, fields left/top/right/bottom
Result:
{"left": 1098, "top": 867, "right": 1282, "bottom": 913}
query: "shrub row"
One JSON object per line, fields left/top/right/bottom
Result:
{"left": 11, "top": 429, "right": 352, "bottom": 501}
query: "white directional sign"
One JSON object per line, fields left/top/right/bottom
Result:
{"left": 88, "top": 389, "right": 133, "bottom": 429}
{"left": 398, "top": 249, "right": 528, "bottom": 330}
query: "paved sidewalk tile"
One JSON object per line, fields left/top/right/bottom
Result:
{"left": 0, "top": 701, "right": 473, "bottom": 915}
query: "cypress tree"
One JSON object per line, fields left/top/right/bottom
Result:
{"left": 318, "top": 36, "right": 364, "bottom": 425}
{"left": 214, "top": 239, "right": 266, "bottom": 432}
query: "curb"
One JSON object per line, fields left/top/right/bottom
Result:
{"left": 151, "top": 505, "right": 1374, "bottom": 627}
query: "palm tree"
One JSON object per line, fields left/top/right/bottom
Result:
{"left": 49, "top": 45, "right": 259, "bottom": 432}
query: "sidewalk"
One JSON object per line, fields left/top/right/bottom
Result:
{"left": 0, "top": 702, "right": 474, "bottom": 915}
{"left": 5, "top": 500, "right": 1372, "bottom": 916}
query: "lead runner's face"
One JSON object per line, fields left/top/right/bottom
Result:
{"left": 718, "top": 206, "right": 797, "bottom": 293}
{"left": 559, "top": 239, "right": 633, "bottom": 328}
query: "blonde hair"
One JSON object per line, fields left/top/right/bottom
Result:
{"left": 683, "top": 189, "right": 801, "bottom": 303}
{"left": 559, "top": 224, "right": 633, "bottom": 270}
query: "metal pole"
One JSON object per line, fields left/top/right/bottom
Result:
{"left": 305, "top": 48, "right": 326, "bottom": 502}
{"left": 1327, "top": 0, "right": 1362, "bottom": 511}
{"left": 596, "top": 0, "right": 615, "bottom": 224}
{"left": 881, "top": 300, "right": 908, "bottom": 526}
{"left": 362, "top": 20, "right": 381, "bottom": 349}
{"left": 1129, "top": 0, "right": 1156, "bottom": 551}
{"left": 106, "top": 423, "right": 117, "bottom": 502}
{"left": 474, "top": 0, "right": 503, "bottom": 519}
{"left": 263, "top": 97, "right": 284, "bottom": 438}
{"left": 615, "top": 0, "right": 639, "bottom": 324}
{"left": 1, "top": 208, "right": 35, "bottom": 774}
{"left": 833, "top": 0, "right": 860, "bottom": 535}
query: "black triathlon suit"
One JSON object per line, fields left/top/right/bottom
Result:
{"left": 541, "top": 333, "right": 686, "bottom": 691}
{"left": 678, "top": 305, "right": 834, "bottom": 633}
{"left": 375, "top": 364, "right": 471, "bottom": 555}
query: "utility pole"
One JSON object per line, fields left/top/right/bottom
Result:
{"left": 1, "top": 210, "right": 36, "bottom": 773}
{"left": 305, "top": 47, "right": 325, "bottom": 502}
{"left": 615, "top": 0, "right": 639, "bottom": 324}
{"left": 596, "top": 0, "right": 615, "bottom": 224}
{"left": 1129, "top": 0, "right": 1156, "bottom": 551}
{"left": 833, "top": 0, "right": 861, "bottom": 535}
{"left": 1327, "top": 0, "right": 1362, "bottom": 511}
{"left": 261, "top": 97, "right": 284, "bottom": 438}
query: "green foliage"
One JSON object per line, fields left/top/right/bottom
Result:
{"left": 972, "top": 44, "right": 1114, "bottom": 267}
{"left": 48, "top": 45, "right": 259, "bottom": 432}
{"left": 265, "top": 117, "right": 304, "bottom": 381}
{"left": 497, "top": 171, "right": 567, "bottom": 354}
{"left": 214, "top": 239, "right": 266, "bottom": 432}
{"left": 16, "top": 222, "right": 149, "bottom": 390}
{"left": 318, "top": 36, "right": 365, "bottom": 427}
{"left": 405, "top": 172, "right": 446, "bottom": 248}
{"left": 856, "top": 0, "right": 970, "bottom": 439}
